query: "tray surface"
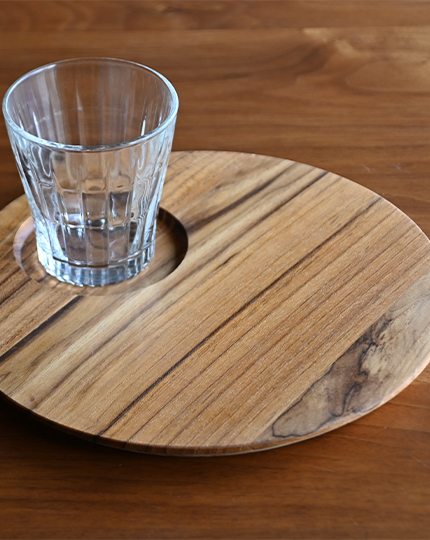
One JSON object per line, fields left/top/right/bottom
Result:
{"left": 1, "top": 150, "right": 430, "bottom": 455}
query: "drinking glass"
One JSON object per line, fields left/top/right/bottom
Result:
{"left": 3, "top": 58, "right": 178, "bottom": 286}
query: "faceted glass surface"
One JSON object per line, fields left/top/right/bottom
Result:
{"left": 3, "top": 58, "right": 178, "bottom": 286}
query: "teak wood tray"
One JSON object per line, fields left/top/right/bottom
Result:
{"left": 1, "top": 151, "right": 430, "bottom": 455}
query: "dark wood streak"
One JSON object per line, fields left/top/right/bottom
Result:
{"left": 185, "top": 162, "right": 300, "bottom": 233}
{"left": 160, "top": 203, "right": 406, "bottom": 447}
{"left": 0, "top": 296, "right": 82, "bottom": 365}
{"left": 266, "top": 268, "right": 430, "bottom": 442}
{"left": 26, "top": 163, "right": 330, "bottom": 410}
{"left": 0, "top": 267, "right": 30, "bottom": 302}
{"left": 0, "top": 208, "right": 189, "bottom": 396}
{"left": 176, "top": 168, "right": 330, "bottom": 279}
{"left": 99, "top": 196, "right": 382, "bottom": 438}
{"left": 171, "top": 168, "right": 334, "bottom": 306}
{"left": 249, "top": 171, "right": 339, "bottom": 228}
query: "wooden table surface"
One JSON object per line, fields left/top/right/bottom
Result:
{"left": 1, "top": 1, "right": 430, "bottom": 538}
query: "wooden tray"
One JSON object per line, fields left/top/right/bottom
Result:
{"left": 1, "top": 151, "right": 430, "bottom": 456}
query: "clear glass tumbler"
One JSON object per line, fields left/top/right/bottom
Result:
{"left": 3, "top": 58, "right": 178, "bottom": 286}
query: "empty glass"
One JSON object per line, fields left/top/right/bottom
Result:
{"left": 3, "top": 58, "right": 178, "bottom": 286}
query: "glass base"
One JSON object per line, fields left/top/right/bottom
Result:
{"left": 37, "top": 243, "right": 155, "bottom": 287}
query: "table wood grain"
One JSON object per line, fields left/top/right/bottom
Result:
{"left": 1, "top": 1, "right": 430, "bottom": 538}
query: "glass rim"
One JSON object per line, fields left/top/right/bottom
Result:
{"left": 2, "top": 57, "right": 179, "bottom": 153}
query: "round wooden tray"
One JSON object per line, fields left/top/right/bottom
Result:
{"left": 1, "top": 151, "right": 430, "bottom": 455}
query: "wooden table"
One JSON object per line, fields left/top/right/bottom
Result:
{"left": 1, "top": 2, "right": 430, "bottom": 538}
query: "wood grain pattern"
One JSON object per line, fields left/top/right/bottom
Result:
{"left": 2, "top": 1, "right": 430, "bottom": 538}
{"left": 1, "top": 151, "right": 430, "bottom": 455}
